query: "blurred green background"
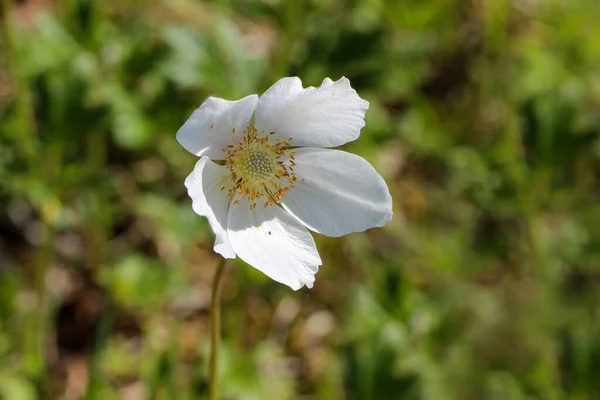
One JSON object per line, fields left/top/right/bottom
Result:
{"left": 1, "top": 0, "right": 600, "bottom": 399}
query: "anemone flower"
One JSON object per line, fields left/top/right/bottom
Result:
{"left": 178, "top": 77, "right": 392, "bottom": 290}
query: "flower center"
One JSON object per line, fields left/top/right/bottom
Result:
{"left": 240, "top": 149, "right": 276, "bottom": 184}
{"left": 223, "top": 125, "right": 297, "bottom": 209}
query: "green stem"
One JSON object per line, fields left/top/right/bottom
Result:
{"left": 209, "top": 257, "right": 227, "bottom": 400}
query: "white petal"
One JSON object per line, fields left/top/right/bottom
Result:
{"left": 255, "top": 77, "right": 369, "bottom": 147}
{"left": 177, "top": 94, "right": 258, "bottom": 159}
{"left": 227, "top": 196, "right": 321, "bottom": 290}
{"left": 281, "top": 148, "right": 392, "bottom": 237}
{"left": 184, "top": 157, "right": 235, "bottom": 258}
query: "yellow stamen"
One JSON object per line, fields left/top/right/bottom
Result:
{"left": 224, "top": 124, "right": 296, "bottom": 208}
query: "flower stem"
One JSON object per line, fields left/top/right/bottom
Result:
{"left": 209, "top": 257, "right": 227, "bottom": 400}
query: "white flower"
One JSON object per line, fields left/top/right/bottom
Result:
{"left": 177, "top": 77, "right": 392, "bottom": 290}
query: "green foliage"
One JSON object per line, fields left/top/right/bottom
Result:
{"left": 1, "top": 0, "right": 600, "bottom": 398}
